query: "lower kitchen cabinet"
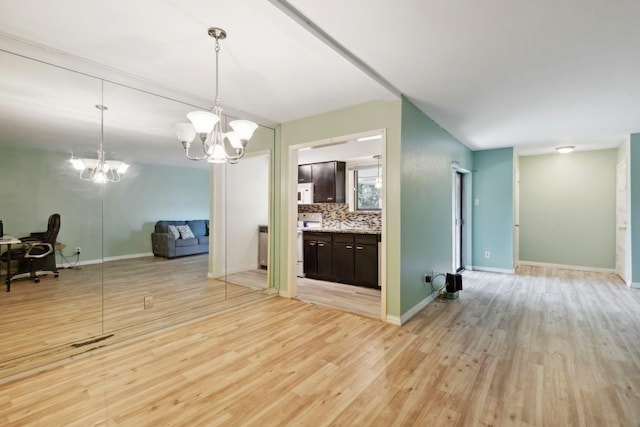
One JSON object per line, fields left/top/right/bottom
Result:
{"left": 306, "top": 232, "right": 379, "bottom": 288}
{"left": 303, "top": 232, "right": 333, "bottom": 280}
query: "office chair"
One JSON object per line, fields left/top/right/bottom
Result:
{"left": 0, "top": 213, "right": 61, "bottom": 284}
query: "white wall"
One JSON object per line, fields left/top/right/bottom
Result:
{"left": 212, "top": 153, "right": 270, "bottom": 276}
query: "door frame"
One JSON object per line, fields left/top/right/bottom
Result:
{"left": 451, "top": 164, "right": 471, "bottom": 273}
{"left": 287, "top": 129, "right": 387, "bottom": 320}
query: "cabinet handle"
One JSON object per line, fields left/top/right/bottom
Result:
{"left": 318, "top": 243, "right": 325, "bottom": 247}
{"left": 345, "top": 245, "right": 353, "bottom": 249}
{"left": 309, "top": 242, "right": 316, "bottom": 246}
{"left": 356, "top": 246, "right": 364, "bottom": 250}
{"left": 327, "top": 197, "right": 333, "bottom": 201}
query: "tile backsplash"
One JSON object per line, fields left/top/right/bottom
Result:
{"left": 299, "top": 203, "right": 381, "bottom": 230}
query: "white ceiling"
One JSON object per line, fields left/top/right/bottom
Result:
{"left": 0, "top": 0, "right": 639, "bottom": 164}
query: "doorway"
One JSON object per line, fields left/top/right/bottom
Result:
{"left": 616, "top": 160, "right": 629, "bottom": 285}
{"left": 453, "top": 171, "right": 465, "bottom": 272}
{"left": 289, "top": 130, "right": 386, "bottom": 320}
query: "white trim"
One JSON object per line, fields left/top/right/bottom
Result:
{"left": 468, "top": 266, "right": 515, "bottom": 274}
{"left": 518, "top": 260, "right": 615, "bottom": 274}
{"left": 630, "top": 282, "right": 640, "bottom": 289}
{"left": 385, "top": 315, "right": 402, "bottom": 326}
{"left": 387, "top": 292, "right": 438, "bottom": 325}
{"left": 279, "top": 289, "right": 291, "bottom": 298}
{"left": 58, "top": 252, "right": 154, "bottom": 268}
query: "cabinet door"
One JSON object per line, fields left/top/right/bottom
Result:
{"left": 298, "top": 164, "right": 312, "bottom": 183}
{"left": 354, "top": 244, "right": 378, "bottom": 287}
{"left": 333, "top": 242, "right": 355, "bottom": 284}
{"left": 316, "top": 239, "right": 333, "bottom": 280}
{"left": 312, "top": 162, "right": 335, "bottom": 203}
{"left": 303, "top": 239, "right": 317, "bottom": 276}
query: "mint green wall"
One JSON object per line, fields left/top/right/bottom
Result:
{"left": 103, "top": 162, "right": 209, "bottom": 259}
{"left": 278, "top": 100, "right": 403, "bottom": 317}
{"left": 631, "top": 134, "right": 640, "bottom": 282}
{"left": 0, "top": 145, "right": 209, "bottom": 262}
{"left": 519, "top": 149, "right": 617, "bottom": 269}
{"left": 399, "top": 98, "right": 473, "bottom": 314}
{"left": 472, "top": 148, "right": 514, "bottom": 270}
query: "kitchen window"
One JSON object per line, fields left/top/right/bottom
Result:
{"left": 354, "top": 166, "right": 381, "bottom": 211}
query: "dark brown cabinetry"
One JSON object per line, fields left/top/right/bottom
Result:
{"left": 303, "top": 232, "right": 333, "bottom": 280}
{"left": 298, "top": 164, "right": 312, "bottom": 183}
{"left": 297, "top": 161, "right": 346, "bottom": 203}
{"left": 312, "top": 161, "right": 346, "bottom": 203}
{"left": 305, "top": 231, "right": 380, "bottom": 288}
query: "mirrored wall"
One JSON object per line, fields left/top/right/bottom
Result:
{"left": 0, "top": 48, "right": 274, "bottom": 379}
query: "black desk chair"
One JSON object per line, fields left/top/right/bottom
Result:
{"left": 0, "top": 213, "right": 61, "bottom": 284}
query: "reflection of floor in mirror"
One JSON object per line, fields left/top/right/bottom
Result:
{"left": 0, "top": 254, "right": 272, "bottom": 378}
{"left": 296, "top": 277, "right": 381, "bottom": 320}
{"left": 224, "top": 268, "right": 268, "bottom": 290}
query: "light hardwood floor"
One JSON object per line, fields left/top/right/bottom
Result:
{"left": 0, "top": 255, "right": 270, "bottom": 378}
{"left": 1, "top": 266, "right": 640, "bottom": 426}
{"left": 297, "top": 276, "right": 381, "bottom": 319}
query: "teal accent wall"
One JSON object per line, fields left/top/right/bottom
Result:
{"left": 519, "top": 149, "right": 617, "bottom": 269}
{"left": 631, "top": 134, "right": 640, "bottom": 282}
{"left": 399, "top": 98, "right": 473, "bottom": 314}
{"left": 0, "top": 145, "right": 209, "bottom": 263}
{"left": 472, "top": 148, "right": 514, "bottom": 270}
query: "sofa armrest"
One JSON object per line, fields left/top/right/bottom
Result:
{"left": 151, "top": 232, "right": 176, "bottom": 258}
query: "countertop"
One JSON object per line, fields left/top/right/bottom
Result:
{"left": 302, "top": 228, "right": 381, "bottom": 235}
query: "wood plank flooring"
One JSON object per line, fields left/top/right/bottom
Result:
{"left": 1, "top": 265, "right": 640, "bottom": 425}
{"left": 296, "top": 276, "right": 381, "bottom": 319}
{"left": 0, "top": 255, "right": 270, "bottom": 378}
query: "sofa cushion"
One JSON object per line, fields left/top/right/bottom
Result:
{"left": 167, "top": 225, "right": 180, "bottom": 240}
{"left": 155, "top": 220, "right": 186, "bottom": 233}
{"left": 186, "top": 220, "right": 207, "bottom": 237}
{"left": 197, "top": 236, "right": 209, "bottom": 245}
{"left": 175, "top": 237, "right": 198, "bottom": 247}
{"left": 176, "top": 225, "right": 195, "bottom": 239}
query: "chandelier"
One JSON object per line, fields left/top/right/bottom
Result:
{"left": 173, "top": 27, "right": 258, "bottom": 164}
{"left": 70, "top": 82, "right": 129, "bottom": 183}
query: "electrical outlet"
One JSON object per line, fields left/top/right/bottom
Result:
{"left": 75, "top": 247, "right": 81, "bottom": 254}
{"left": 341, "top": 211, "right": 346, "bottom": 220}
{"left": 484, "top": 251, "right": 491, "bottom": 259}
{"left": 144, "top": 296, "right": 154, "bottom": 309}
{"left": 331, "top": 212, "right": 336, "bottom": 219}
{"left": 424, "top": 274, "right": 432, "bottom": 284}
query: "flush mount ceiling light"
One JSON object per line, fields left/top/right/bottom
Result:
{"left": 556, "top": 145, "right": 575, "bottom": 154}
{"left": 173, "top": 27, "right": 258, "bottom": 164}
{"left": 70, "top": 82, "right": 129, "bottom": 183}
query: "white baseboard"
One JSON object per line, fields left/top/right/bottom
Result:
{"left": 468, "top": 266, "right": 515, "bottom": 274}
{"left": 631, "top": 282, "right": 640, "bottom": 289}
{"left": 58, "top": 252, "right": 153, "bottom": 268}
{"left": 518, "top": 260, "right": 615, "bottom": 274}
{"left": 386, "top": 291, "right": 438, "bottom": 326}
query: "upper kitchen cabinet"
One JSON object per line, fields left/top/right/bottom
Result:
{"left": 298, "top": 164, "right": 312, "bottom": 183}
{"left": 312, "top": 161, "right": 345, "bottom": 203}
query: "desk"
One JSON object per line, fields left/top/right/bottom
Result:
{"left": 0, "top": 236, "right": 21, "bottom": 292}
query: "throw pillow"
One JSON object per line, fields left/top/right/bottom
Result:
{"left": 167, "top": 225, "right": 180, "bottom": 240}
{"left": 176, "top": 224, "right": 195, "bottom": 239}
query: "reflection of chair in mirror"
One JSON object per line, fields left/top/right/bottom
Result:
{"left": 0, "top": 213, "right": 61, "bottom": 284}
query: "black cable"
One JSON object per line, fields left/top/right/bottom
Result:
{"left": 430, "top": 273, "right": 446, "bottom": 296}
{"left": 59, "top": 250, "right": 81, "bottom": 269}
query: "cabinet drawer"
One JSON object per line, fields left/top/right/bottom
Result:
{"left": 355, "top": 234, "right": 379, "bottom": 245}
{"left": 333, "top": 233, "right": 354, "bottom": 243}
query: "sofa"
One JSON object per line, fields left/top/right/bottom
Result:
{"left": 151, "top": 220, "right": 209, "bottom": 259}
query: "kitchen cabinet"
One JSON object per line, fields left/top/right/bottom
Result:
{"left": 303, "top": 232, "right": 332, "bottom": 280}
{"left": 311, "top": 161, "right": 346, "bottom": 203}
{"left": 333, "top": 234, "right": 355, "bottom": 283}
{"left": 306, "top": 231, "right": 380, "bottom": 288}
{"left": 354, "top": 234, "right": 379, "bottom": 287}
{"left": 298, "top": 164, "right": 312, "bottom": 183}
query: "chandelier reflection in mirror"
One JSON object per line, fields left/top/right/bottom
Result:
{"left": 70, "top": 83, "right": 129, "bottom": 183}
{"left": 173, "top": 27, "right": 258, "bottom": 164}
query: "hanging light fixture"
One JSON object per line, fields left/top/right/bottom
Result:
{"left": 173, "top": 27, "right": 258, "bottom": 164}
{"left": 374, "top": 155, "right": 382, "bottom": 189}
{"left": 70, "top": 82, "right": 129, "bottom": 183}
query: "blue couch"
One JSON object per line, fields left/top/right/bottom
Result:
{"left": 151, "top": 220, "right": 209, "bottom": 259}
